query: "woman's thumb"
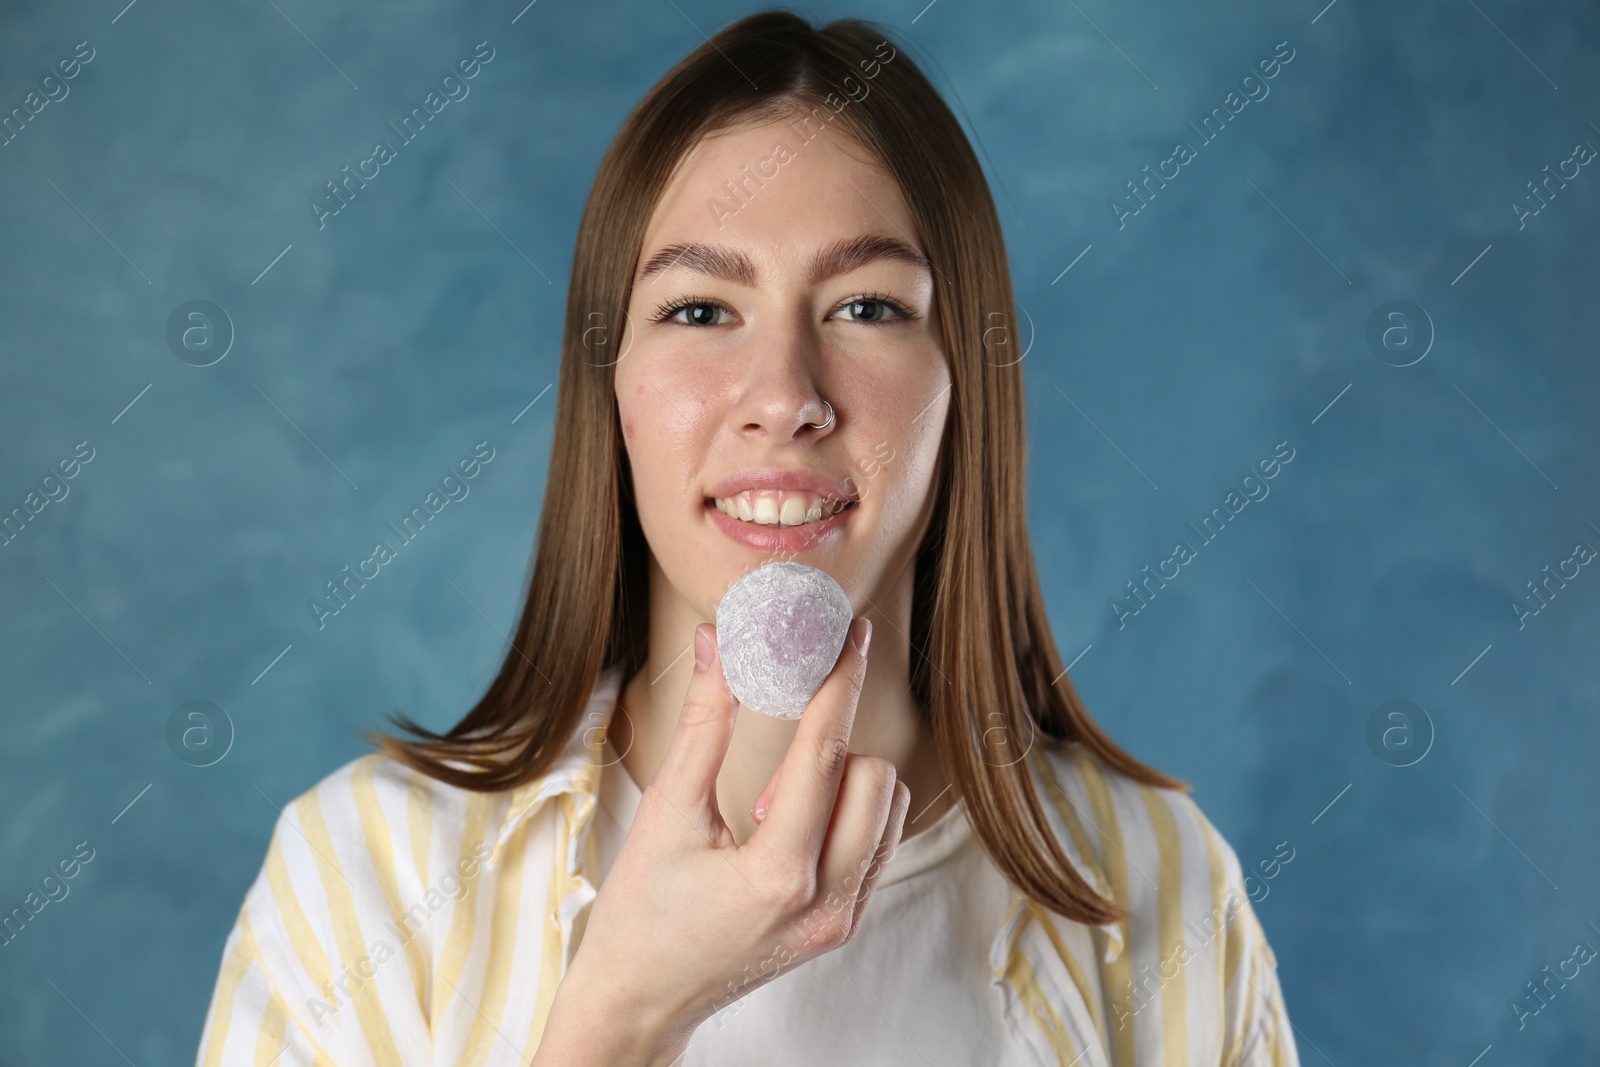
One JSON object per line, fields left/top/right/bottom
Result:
{"left": 655, "top": 624, "right": 741, "bottom": 812}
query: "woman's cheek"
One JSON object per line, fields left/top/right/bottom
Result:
{"left": 890, "top": 425, "right": 944, "bottom": 526}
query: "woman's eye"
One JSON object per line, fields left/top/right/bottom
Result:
{"left": 830, "top": 296, "right": 913, "bottom": 323}
{"left": 669, "top": 302, "right": 729, "bottom": 326}
{"left": 844, "top": 300, "right": 888, "bottom": 322}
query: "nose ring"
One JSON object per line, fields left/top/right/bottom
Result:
{"left": 804, "top": 399, "right": 835, "bottom": 431}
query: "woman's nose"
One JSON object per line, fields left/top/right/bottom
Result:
{"left": 726, "top": 323, "right": 833, "bottom": 440}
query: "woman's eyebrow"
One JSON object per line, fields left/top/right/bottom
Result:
{"left": 635, "top": 233, "right": 930, "bottom": 286}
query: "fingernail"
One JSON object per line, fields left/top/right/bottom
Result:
{"left": 693, "top": 625, "right": 713, "bottom": 671}
{"left": 752, "top": 804, "right": 768, "bottom": 823}
{"left": 851, "top": 618, "right": 872, "bottom": 656}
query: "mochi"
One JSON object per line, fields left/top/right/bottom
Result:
{"left": 714, "top": 561, "right": 853, "bottom": 719}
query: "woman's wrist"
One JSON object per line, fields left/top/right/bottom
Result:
{"left": 532, "top": 959, "right": 695, "bottom": 1067}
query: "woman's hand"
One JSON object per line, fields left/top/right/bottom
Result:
{"left": 531, "top": 617, "right": 910, "bottom": 1067}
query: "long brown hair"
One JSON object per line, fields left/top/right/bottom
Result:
{"left": 372, "top": 8, "right": 1186, "bottom": 926}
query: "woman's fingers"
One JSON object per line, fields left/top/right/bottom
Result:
{"left": 804, "top": 754, "right": 898, "bottom": 949}
{"left": 844, "top": 779, "right": 910, "bottom": 939}
{"left": 653, "top": 624, "right": 742, "bottom": 823}
{"left": 757, "top": 618, "right": 872, "bottom": 859}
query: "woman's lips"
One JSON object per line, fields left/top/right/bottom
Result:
{"left": 705, "top": 498, "right": 857, "bottom": 551}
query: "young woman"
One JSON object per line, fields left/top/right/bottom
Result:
{"left": 197, "top": 11, "right": 1299, "bottom": 1066}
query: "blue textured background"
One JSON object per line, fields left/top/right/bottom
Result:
{"left": 2, "top": 0, "right": 1596, "bottom": 1062}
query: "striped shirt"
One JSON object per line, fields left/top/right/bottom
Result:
{"left": 195, "top": 664, "right": 1301, "bottom": 1066}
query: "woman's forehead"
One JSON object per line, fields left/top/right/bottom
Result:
{"left": 638, "top": 121, "right": 919, "bottom": 278}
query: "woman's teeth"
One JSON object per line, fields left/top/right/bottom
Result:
{"left": 712, "top": 491, "right": 852, "bottom": 527}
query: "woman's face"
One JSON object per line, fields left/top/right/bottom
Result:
{"left": 613, "top": 114, "right": 951, "bottom": 620}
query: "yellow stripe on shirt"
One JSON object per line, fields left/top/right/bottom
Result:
{"left": 404, "top": 770, "right": 434, "bottom": 925}
{"left": 1187, "top": 797, "right": 1229, "bottom": 1034}
{"left": 252, "top": 988, "right": 289, "bottom": 1067}
{"left": 1068, "top": 745, "right": 1135, "bottom": 1067}
{"left": 240, "top": 911, "right": 344, "bottom": 1066}
{"left": 433, "top": 793, "right": 492, "bottom": 1034}
{"left": 1005, "top": 919, "right": 1080, "bottom": 1065}
{"left": 351, "top": 757, "right": 429, "bottom": 1013}
{"left": 458, "top": 810, "right": 533, "bottom": 1067}
{"left": 296, "top": 787, "right": 407, "bottom": 1067}
{"left": 263, "top": 825, "right": 333, "bottom": 1005}
{"left": 200, "top": 917, "right": 255, "bottom": 1067}
{"left": 1139, "top": 786, "right": 1188, "bottom": 1066}
{"left": 1028, "top": 891, "right": 1108, "bottom": 1054}
{"left": 526, "top": 792, "right": 574, "bottom": 1054}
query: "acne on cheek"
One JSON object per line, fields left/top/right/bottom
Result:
{"left": 622, "top": 382, "right": 648, "bottom": 444}
{"left": 847, "top": 440, "right": 901, "bottom": 503}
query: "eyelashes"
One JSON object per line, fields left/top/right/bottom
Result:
{"left": 836, "top": 292, "right": 920, "bottom": 323}
{"left": 648, "top": 294, "right": 725, "bottom": 325}
{"left": 648, "top": 291, "right": 919, "bottom": 326}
